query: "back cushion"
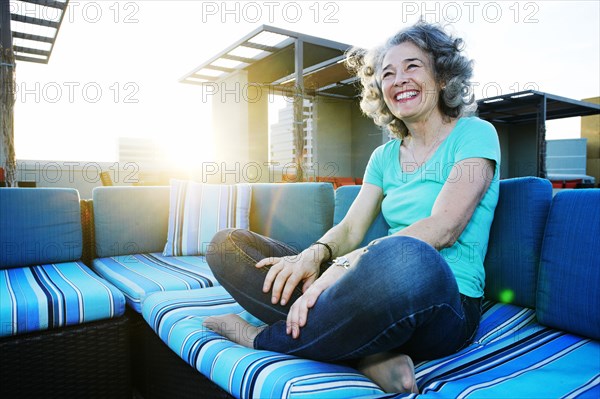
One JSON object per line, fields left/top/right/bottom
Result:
{"left": 484, "top": 177, "right": 552, "bottom": 308}
{"left": 537, "top": 189, "right": 600, "bottom": 340}
{"left": 163, "top": 181, "right": 251, "bottom": 256}
{"left": 0, "top": 188, "right": 82, "bottom": 268}
{"left": 250, "top": 183, "right": 334, "bottom": 251}
{"left": 333, "top": 185, "right": 389, "bottom": 247}
{"left": 93, "top": 186, "right": 170, "bottom": 257}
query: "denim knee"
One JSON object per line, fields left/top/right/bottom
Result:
{"left": 360, "top": 236, "right": 459, "bottom": 302}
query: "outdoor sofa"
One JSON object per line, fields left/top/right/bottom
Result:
{"left": 1, "top": 178, "right": 598, "bottom": 398}
{"left": 91, "top": 177, "right": 598, "bottom": 398}
{"left": 0, "top": 188, "right": 130, "bottom": 398}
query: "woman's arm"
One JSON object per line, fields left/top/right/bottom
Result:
{"left": 259, "top": 182, "right": 383, "bottom": 306}
{"left": 285, "top": 158, "right": 495, "bottom": 338}
{"left": 316, "top": 182, "right": 384, "bottom": 258}
{"left": 395, "top": 158, "right": 495, "bottom": 248}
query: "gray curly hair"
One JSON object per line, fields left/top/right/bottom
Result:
{"left": 346, "top": 21, "right": 476, "bottom": 138}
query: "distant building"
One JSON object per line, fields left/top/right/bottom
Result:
{"left": 269, "top": 98, "right": 314, "bottom": 168}
{"left": 118, "top": 137, "right": 162, "bottom": 168}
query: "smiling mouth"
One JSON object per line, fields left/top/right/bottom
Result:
{"left": 395, "top": 90, "right": 419, "bottom": 101}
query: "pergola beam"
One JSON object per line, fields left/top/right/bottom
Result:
{"left": 13, "top": 31, "right": 54, "bottom": 43}
{"left": 11, "top": 12, "right": 60, "bottom": 28}
{"left": 20, "top": 0, "right": 66, "bottom": 10}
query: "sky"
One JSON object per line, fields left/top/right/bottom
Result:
{"left": 12, "top": 0, "right": 600, "bottom": 168}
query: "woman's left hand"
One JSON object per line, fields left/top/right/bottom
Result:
{"left": 286, "top": 249, "right": 362, "bottom": 339}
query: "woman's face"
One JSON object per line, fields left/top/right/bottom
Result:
{"left": 380, "top": 41, "right": 441, "bottom": 124}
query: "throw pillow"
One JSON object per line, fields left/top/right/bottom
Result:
{"left": 163, "top": 180, "right": 251, "bottom": 256}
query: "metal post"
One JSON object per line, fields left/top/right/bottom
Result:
{"left": 0, "top": 0, "right": 11, "bottom": 49}
{"left": 293, "top": 38, "right": 304, "bottom": 182}
{"left": 538, "top": 95, "right": 547, "bottom": 178}
{"left": 0, "top": 0, "right": 16, "bottom": 186}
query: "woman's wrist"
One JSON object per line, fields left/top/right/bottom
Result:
{"left": 310, "top": 241, "right": 333, "bottom": 264}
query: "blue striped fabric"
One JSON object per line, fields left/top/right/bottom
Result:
{"left": 163, "top": 181, "right": 252, "bottom": 256}
{"left": 143, "top": 288, "right": 600, "bottom": 399}
{"left": 92, "top": 252, "right": 219, "bottom": 313}
{"left": 367, "top": 302, "right": 600, "bottom": 398}
{"left": 0, "top": 261, "right": 125, "bottom": 337}
{"left": 142, "top": 287, "right": 385, "bottom": 398}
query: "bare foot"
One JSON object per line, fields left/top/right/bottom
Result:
{"left": 358, "top": 352, "right": 419, "bottom": 394}
{"left": 203, "top": 314, "right": 265, "bottom": 348}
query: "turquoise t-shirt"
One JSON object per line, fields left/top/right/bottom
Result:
{"left": 363, "top": 116, "right": 501, "bottom": 298}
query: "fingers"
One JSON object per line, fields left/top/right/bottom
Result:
{"left": 286, "top": 296, "right": 306, "bottom": 339}
{"left": 255, "top": 257, "right": 279, "bottom": 268}
{"left": 304, "top": 281, "right": 325, "bottom": 309}
{"left": 279, "top": 271, "right": 304, "bottom": 306}
{"left": 258, "top": 257, "right": 281, "bottom": 295}
{"left": 262, "top": 260, "right": 299, "bottom": 305}
{"left": 270, "top": 266, "right": 293, "bottom": 305}
{"left": 258, "top": 255, "right": 320, "bottom": 306}
{"left": 286, "top": 283, "right": 326, "bottom": 339}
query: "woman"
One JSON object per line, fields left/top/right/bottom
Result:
{"left": 204, "top": 20, "right": 500, "bottom": 394}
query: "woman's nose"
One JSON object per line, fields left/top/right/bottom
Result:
{"left": 393, "top": 72, "right": 408, "bottom": 87}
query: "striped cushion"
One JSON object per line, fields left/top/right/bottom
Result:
{"left": 376, "top": 302, "right": 600, "bottom": 398}
{"left": 92, "top": 253, "right": 218, "bottom": 313}
{"left": 163, "top": 181, "right": 251, "bottom": 256}
{"left": 0, "top": 262, "right": 125, "bottom": 337}
{"left": 142, "top": 287, "right": 385, "bottom": 398}
{"left": 143, "top": 289, "right": 600, "bottom": 398}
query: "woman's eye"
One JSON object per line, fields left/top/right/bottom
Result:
{"left": 382, "top": 71, "right": 393, "bottom": 79}
{"left": 407, "top": 64, "right": 418, "bottom": 70}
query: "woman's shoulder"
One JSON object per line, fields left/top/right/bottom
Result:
{"left": 449, "top": 116, "right": 501, "bottom": 162}
{"left": 370, "top": 138, "right": 401, "bottom": 159}
{"left": 456, "top": 116, "right": 497, "bottom": 135}
{"left": 450, "top": 116, "right": 499, "bottom": 144}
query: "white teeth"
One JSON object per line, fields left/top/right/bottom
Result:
{"left": 396, "top": 91, "right": 418, "bottom": 100}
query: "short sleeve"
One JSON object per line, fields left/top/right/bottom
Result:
{"left": 363, "top": 144, "right": 385, "bottom": 188}
{"left": 453, "top": 118, "right": 501, "bottom": 166}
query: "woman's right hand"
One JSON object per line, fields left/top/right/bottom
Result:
{"left": 256, "top": 252, "right": 320, "bottom": 307}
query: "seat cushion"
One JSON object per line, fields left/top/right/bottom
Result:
{"left": 142, "top": 287, "right": 385, "bottom": 398}
{"left": 143, "top": 289, "right": 600, "bottom": 399}
{"left": 378, "top": 302, "right": 600, "bottom": 398}
{"left": 92, "top": 252, "right": 219, "bottom": 313}
{"left": 0, "top": 262, "right": 125, "bottom": 337}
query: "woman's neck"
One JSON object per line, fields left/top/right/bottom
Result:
{"left": 404, "top": 111, "right": 454, "bottom": 147}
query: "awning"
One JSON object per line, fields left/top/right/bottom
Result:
{"left": 2, "top": 0, "right": 69, "bottom": 64}
{"left": 180, "top": 25, "right": 359, "bottom": 99}
{"left": 477, "top": 90, "right": 600, "bottom": 124}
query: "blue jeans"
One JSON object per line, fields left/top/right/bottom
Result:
{"left": 207, "top": 228, "right": 481, "bottom": 362}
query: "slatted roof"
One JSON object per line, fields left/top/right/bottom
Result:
{"left": 477, "top": 90, "right": 600, "bottom": 124}
{"left": 3, "top": 0, "right": 69, "bottom": 64}
{"left": 180, "top": 25, "right": 359, "bottom": 99}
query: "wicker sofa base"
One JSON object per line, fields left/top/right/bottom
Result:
{"left": 129, "top": 310, "right": 233, "bottom": 399}
{"left": 0, "top": 315, "right": 131, "bottom": 399}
